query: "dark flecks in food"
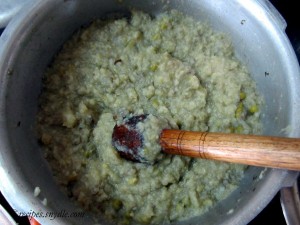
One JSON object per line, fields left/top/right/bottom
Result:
{"left": 114, "top": 59, "right": 123, "bottom": 65}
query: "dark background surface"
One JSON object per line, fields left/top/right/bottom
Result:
{"left": 270, "top": 0, "right": 300, "bottom": 61}
{"left": 1, "top": 1, "right": 299, "bottom": 224}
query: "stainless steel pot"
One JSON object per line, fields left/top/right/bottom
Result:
{"left": 281, "top": 176, "right": 300, "bottom": 225}
{"left": 0, "top": 0, "right": 299, "bottom": 224}
{"left": 0, "top": 0, "right": 32, "bottom": 28}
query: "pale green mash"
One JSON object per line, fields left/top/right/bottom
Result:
{"left": 37, "top": 10, "right": 262, "bottom": 225}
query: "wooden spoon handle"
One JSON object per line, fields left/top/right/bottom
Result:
{"left": 160, "top": 129, "right": 300, "bottom": 170}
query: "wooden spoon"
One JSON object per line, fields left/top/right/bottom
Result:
{"left": 160, "top": 129, "right": 300, "bottom": 170}
{"left": 112, "top": 115, "right": 300, "bottom": 170}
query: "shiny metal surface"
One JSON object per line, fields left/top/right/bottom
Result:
{"left": 0, "top": 0, "right": 299, "bottom": 224}
{"left": 281, "top": 177, "right": 300, "bottom": 225}
{"left": 0, "top": 0, "right": 33, "bottom": 28}
{"left": 0, "top": 204, "right": 17, "bottom": 225}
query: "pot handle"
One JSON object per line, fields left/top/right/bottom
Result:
{"left": 280, "top": 175, "right": 300, "bottom": 225}
{"left": 256, "top": 0, "right": 287, "bottom": 31}
{"left": 280, "top": 171, "right": 299, "bottom": 188}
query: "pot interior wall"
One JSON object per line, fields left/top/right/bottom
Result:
{"left": 1, "top": 0, "right": 299, "bottom": 224}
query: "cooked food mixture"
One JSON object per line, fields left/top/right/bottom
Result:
{"left": 37, "top": 10, "right": 262, "bottom": 225}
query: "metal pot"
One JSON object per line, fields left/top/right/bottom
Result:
{"left": 281, "top": 176, "right": 300, "bottom": 225}
{"left": 0, "top": 0, "right": 32, "bottom": 28}
{"left": 0, "top": 0, "right": 299, "bottom": 224}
